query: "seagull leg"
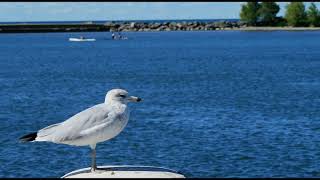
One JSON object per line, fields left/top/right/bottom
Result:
{"left": 90, "top": 144, "right": 97, "bottom": 173}
{"left": 91, "top": 148, "right": 97, "bottom": 172}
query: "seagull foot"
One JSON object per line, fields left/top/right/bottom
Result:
{"left": 90, "top": 167, "right": 113, "bottom": 174}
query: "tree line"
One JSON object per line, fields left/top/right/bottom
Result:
{"left": 240, "top": 2, "right": 320, "bottom": 27}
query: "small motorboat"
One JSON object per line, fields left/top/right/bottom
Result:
{"left": 111, "top": 32, "right": 128, "bottom": 40}
{"left": 112, "top": 36, "right": 128, "bottom": 40}
{"left": 69, "top": 37, "right": 96, "bottom": 42}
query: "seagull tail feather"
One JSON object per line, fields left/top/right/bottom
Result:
{"left": 19, "top": 132, "right": 37, "bottom": 142}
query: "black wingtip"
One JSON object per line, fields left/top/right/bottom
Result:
{"left": 19, "top": 132, "right": 37, "bottom": 142}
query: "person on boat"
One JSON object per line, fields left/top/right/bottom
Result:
{"left": 111, "top": 33, "right": 115, "bottom": 40}
{"left": 118, "top": 32, "right": 122, "bottom": 39}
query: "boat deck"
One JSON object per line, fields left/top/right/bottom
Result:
{"left": 62, "top": 165, "right": 186, "bottom": 178}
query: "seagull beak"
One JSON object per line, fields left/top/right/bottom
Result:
{"left": 128, "top": 96, "right": 142, "bottom": 102}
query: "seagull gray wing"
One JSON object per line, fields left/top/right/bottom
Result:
{"left": 36, "top": 103, "right": 116, "bottom": 144}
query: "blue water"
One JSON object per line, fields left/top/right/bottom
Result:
{"left": 1, "top": 31, "right": 320, "bottom": 178}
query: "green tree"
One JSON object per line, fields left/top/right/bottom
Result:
{"left": 259, "top": 2, "right": 280, "bottom": 26}
{"left": 285, "top": 2, "right": 307, "bottom": 27}
{"left": 240, "top": 2, "right": 261, "bottom": 26}
{"left": 307, "top": 3, "right": 320, "bottom": 27}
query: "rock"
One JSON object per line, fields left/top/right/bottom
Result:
{"left": 159, "top": 26, "right": 168, "bottom": 31}
{"left": 139, "top": 23, "right": 146, "bottom": 29}
{"left": 237, "top": 21, "right": 247, "bottom": 27}
{"left": 205, "top": 23, "right": 216, "bottom": 29}
{"left": 150, "top": 23, "right": 161, "bottom": 29}
{"left": 213, "top": 21, "right": 226, "bottom": 28}
{"left": 130, "top": 22, "right": 136, "bottom": 28}
{"left": 169, "top": 22, "right": 177, "bottom": 27}
{"left": 163, "top": 22, "right": 169, "bottom": 26}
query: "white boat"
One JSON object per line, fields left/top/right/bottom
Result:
{"left": 61, "top": 165, "right": 186, "bottom": 178}
{"left": 69, "top": 38, "right": 96, "bottom": 42}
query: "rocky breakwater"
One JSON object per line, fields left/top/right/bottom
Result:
{"left": 0, "top": 20, "right": 246, "bottom": 33}
{"left": 108, "top": 20, "right": 246, "bottom": 32}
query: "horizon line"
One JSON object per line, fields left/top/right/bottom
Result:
{"left": 0, "top": 18, "right": 240, "bottom": 23}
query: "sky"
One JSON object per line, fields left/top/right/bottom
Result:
{"left": 0, "top": 2, "right": 319, "bottom": 22}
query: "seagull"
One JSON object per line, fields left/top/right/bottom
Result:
{"left": 19, "top": 88, "right": 142, "bottom": 172}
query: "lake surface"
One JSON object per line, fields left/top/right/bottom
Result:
{"left": 1, "top": 31, "right": 320, "bottom": 178}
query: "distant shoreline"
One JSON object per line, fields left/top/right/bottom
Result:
{"left": 1, "top": 21, "right": 320, "bottom": 33}
{"left": 0, "top": 19, "right": 240, "bottom": 25}
{"left": 234, "top": 27, "right": 320, "bottom": 31}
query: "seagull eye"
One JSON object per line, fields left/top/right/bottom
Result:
{"left": 119, "top": 94, "right": 126, "bottom": 98}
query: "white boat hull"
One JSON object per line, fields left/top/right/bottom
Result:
{"left": 69, "top": 38, "right": 96, "bottom": 42}
{"left": 61, "top": 165, "right": 186, "bottom": 178}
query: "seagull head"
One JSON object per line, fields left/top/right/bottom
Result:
{"left": 105, "top": 89, "right": 142, "bottom": 104}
